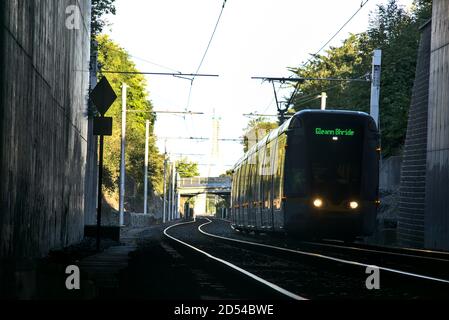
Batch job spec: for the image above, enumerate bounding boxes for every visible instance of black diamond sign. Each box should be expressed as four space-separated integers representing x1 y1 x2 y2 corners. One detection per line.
90 77 117 116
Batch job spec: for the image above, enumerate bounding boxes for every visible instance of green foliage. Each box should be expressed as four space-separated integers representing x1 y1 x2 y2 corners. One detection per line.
176 158 200 178
242 118 278 153
290 0 432 157
91 0 116 37
96 35 164 202
220 169 234 177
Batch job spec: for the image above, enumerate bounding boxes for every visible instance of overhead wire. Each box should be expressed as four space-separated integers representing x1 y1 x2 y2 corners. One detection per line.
256 1 370 117
286 0 371 108
186 0 227 110
294 53 413 109
129 54 184 75
185 0 228 175
293 73 370 108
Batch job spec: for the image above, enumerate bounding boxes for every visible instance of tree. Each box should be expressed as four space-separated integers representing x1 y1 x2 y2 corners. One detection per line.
176 158 200 178
220 169 234 177
289 33 371 112
91 0 116 37
96 35 164 208
289 0 432 157
242 117 278 153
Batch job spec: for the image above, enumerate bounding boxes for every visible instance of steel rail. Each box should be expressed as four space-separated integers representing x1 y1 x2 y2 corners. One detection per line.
198 219 449 285
319 238 449 257
163 221 308 300
300 241 449 263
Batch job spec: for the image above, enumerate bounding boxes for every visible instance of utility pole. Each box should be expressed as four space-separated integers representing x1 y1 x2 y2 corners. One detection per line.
167 162 172 222
119 83 127 226
90 76 117 251
252 76 369 124
143 119 149 215
177 173 181 219
320 92 327 110
370 49 382 128
171 162 176 220
162 151 167 223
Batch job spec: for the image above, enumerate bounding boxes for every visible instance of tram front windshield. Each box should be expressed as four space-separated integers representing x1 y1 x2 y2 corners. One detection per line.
307 116 364 205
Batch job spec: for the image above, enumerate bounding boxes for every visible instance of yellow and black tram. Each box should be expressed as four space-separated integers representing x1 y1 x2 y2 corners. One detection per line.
230 110 380 240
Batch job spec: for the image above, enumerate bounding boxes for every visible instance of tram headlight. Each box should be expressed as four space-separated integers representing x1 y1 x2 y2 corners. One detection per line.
349 201 359 209
313 198 323 208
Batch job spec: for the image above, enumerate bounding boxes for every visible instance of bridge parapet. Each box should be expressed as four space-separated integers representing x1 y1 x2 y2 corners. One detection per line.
179 177 231 189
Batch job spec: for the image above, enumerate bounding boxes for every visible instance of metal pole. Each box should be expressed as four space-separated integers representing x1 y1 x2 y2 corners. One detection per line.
88 42 98 226
172 162 176 220
370 49 381 128
167 162 172 221
96 135 104 251
320 92 327 110
119 83 127 226
176 173 181 219
163 154 167 223
143 120 150 215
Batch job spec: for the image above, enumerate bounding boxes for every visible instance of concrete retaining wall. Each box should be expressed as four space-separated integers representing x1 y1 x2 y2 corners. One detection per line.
380 156 402 191
425 0 449 250
0 0 91 260
397 21 431 248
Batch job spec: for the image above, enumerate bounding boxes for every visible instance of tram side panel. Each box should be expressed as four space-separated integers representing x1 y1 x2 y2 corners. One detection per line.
274 134 287 231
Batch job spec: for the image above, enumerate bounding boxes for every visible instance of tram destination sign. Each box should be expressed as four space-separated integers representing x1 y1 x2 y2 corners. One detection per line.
314 127 355 136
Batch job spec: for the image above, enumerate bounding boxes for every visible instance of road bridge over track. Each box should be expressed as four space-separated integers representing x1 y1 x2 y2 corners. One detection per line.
178 177 231 197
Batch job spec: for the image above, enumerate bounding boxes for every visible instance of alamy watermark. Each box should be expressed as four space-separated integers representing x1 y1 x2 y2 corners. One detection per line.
65 5 81 30
365 265 380 290
65 265 80 290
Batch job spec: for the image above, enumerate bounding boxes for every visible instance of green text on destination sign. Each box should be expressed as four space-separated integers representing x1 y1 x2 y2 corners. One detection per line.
315 128 355 136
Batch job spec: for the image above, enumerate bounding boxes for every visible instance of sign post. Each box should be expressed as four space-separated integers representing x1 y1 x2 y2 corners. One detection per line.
89 76 117 251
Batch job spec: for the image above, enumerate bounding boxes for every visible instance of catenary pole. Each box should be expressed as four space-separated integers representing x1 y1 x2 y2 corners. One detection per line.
143 119 149 215
370 49 382 128
320 92 327 110
119 83 127 226
167 162 172 222
162 155 167 223
171 162 176 220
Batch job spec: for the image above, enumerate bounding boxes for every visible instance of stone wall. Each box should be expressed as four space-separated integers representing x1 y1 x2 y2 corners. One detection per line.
0 0 91 260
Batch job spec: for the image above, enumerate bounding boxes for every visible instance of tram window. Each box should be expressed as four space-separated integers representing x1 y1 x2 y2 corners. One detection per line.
247 153 256 203
240 163 245 205
273 135 286 208
308 122 363 203
284 137 307 197
263 140 275 209
243 162 248 202
254 149 261 205
231 174 236 206
236 167 242 206
242 160 248 205
257 144 265 205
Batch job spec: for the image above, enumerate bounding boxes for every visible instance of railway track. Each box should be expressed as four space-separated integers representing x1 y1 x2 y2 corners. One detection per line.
165 218 449 299
208 217 449 281
309 238 449 261
164 220 307 300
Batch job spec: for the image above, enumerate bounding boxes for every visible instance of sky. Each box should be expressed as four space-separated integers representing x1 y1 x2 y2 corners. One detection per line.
105 0 413 177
